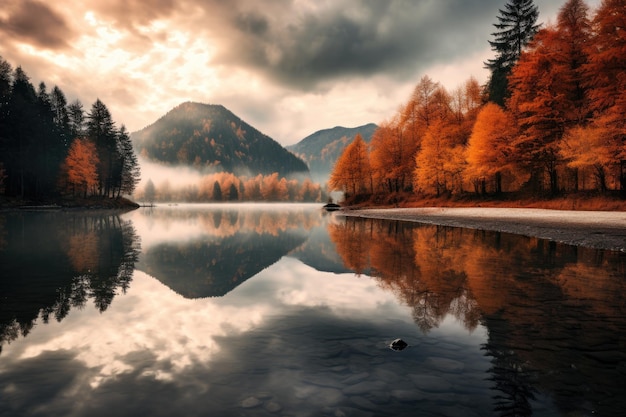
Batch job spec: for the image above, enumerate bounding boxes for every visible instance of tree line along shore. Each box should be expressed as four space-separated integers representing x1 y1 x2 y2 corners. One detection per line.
329 0 626 210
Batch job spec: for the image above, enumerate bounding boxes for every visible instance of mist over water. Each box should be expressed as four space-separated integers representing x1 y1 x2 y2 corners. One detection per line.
137 157 204 190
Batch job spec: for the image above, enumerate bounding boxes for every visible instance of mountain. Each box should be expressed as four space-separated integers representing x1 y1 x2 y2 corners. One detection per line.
131 102 309 177
287 123 378 184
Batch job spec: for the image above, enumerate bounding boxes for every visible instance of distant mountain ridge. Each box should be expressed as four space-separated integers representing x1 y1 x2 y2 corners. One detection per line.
131 102 309 177
288 123 377 184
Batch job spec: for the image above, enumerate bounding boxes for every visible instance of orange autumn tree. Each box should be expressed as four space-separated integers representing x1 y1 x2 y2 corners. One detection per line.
584 0 626 122
329 134 371 196
582 0 626 190
369 119 412 193
508 28 570 195
63 138 100 197
261 172 289 201
414 119 465 195
413 82 473 196
371 76 443 194
508 0 593 194
466 103 519 194
558 125 613 190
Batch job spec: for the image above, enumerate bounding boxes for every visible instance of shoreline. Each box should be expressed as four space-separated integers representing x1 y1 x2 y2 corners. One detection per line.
0 196 140 212
339 207 626 252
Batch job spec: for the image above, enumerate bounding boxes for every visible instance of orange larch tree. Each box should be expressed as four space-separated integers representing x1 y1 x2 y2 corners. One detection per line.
63 138 100 197
584 0 626 121
411 79 472 196
466 103 519 194
558 125 614 190
329 134 371 196
582 0 626 191
555 0 593 125
414 119 465 196
507 0 593 195
508 21 589 194
369 119 414 193
508 28 565 195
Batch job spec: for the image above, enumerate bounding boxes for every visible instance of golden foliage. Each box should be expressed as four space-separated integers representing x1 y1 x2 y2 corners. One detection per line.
329 134 371 195
63 138 99 196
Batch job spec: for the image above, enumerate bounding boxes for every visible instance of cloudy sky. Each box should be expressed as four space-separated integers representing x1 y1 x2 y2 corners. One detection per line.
0 0 600 145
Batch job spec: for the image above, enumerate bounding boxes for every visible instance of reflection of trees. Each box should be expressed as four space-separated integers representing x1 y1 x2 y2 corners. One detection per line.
327 217 371 274
328 218 480 332
330 216 626 416
143 206 320 239
483 336 537 417
137 207 320 298
0 212 140 353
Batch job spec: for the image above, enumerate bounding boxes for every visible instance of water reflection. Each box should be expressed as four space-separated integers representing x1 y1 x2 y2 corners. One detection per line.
0 211 140 352
129 204 326 297
1 207 625 417
331 216 626 416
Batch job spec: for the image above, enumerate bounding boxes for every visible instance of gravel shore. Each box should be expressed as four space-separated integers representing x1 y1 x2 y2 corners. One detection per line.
339 207 626 251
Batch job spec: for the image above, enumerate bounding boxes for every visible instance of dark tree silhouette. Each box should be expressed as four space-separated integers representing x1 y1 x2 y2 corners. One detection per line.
485 0 540 105
0 57 140 202
213 180 223 201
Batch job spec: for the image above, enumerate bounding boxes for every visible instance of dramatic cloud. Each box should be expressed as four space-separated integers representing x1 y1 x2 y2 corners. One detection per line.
211 0 504 89
0 0 601 144
0 0 75 49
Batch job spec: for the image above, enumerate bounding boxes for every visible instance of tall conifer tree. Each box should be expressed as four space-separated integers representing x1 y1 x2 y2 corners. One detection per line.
87 99 116 196
117 125 141 196
485 0 540 105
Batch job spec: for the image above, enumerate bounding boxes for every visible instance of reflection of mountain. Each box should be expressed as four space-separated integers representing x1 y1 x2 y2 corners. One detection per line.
138 231 307 298
288 224 353 275
134 206 324 298
0 212 140 353
330 216 626 417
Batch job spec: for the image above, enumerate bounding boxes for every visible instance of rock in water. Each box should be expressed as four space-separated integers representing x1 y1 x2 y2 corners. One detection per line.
390 338 409 351
240 397 262 408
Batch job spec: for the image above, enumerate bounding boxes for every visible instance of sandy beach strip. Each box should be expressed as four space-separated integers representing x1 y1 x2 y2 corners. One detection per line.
339 207 626 251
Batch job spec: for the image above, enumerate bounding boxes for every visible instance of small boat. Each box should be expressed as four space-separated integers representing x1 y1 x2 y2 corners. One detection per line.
322 203 341 212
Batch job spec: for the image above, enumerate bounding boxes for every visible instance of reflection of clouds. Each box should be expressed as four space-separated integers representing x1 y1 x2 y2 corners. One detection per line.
247 257 405 321
16 270 268 388
3 257 482 394
4 256 481 392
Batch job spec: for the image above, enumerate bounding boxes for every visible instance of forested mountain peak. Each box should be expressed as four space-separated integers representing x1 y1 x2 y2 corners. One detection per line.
287 123 377 184
131 102 309 177
288 123 378 155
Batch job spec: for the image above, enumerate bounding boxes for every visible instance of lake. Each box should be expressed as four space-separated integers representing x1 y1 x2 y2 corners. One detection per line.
1 204 625 417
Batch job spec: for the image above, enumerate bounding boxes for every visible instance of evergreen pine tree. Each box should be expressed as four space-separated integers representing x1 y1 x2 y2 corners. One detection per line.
35 82 64 197
212 181 223 201
6 67 38 198
485 0 540 105
228 182 239 201
87 99 116 196
68 100 85 139
50 86 70 147
117 125 141 196
0 57 12 194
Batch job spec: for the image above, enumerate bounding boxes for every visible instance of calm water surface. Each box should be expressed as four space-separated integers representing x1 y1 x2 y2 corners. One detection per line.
0 204 624 417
